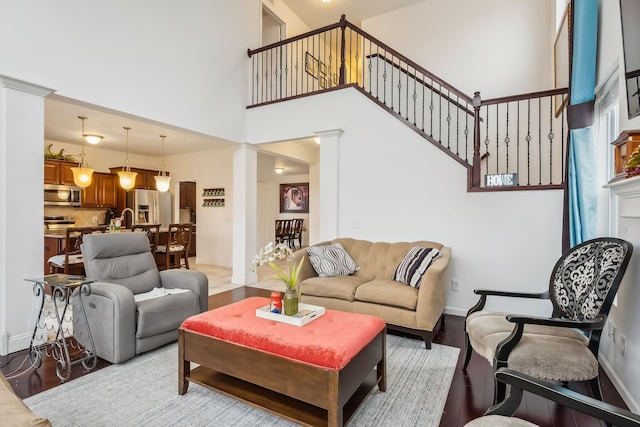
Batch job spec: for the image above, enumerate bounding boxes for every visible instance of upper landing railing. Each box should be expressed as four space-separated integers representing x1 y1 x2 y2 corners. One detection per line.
247 15 569 191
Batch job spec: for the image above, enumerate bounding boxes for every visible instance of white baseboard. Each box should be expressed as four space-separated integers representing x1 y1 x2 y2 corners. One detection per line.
444 306 467 317
599 354 640 413
0 332 8 355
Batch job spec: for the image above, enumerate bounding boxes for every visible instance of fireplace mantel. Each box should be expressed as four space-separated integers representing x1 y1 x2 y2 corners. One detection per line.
605 175 640 218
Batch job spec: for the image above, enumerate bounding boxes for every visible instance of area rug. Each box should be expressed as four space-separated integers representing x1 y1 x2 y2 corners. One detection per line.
25 335 459 426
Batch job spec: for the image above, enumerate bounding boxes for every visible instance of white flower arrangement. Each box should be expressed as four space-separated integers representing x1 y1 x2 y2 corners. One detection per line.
252 242 303 290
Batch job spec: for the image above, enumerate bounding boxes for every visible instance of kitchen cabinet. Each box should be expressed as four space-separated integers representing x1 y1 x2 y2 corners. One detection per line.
81 173 118 208
44 159 77 185
180 181 196 209
110 167 170 190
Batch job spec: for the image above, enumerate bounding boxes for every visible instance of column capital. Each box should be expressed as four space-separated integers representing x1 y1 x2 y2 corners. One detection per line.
314 129 343 139
0 75 54 97
233 142 259 153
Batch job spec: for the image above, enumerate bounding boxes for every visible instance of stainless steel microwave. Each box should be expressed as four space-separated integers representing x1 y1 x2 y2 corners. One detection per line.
44 184 81 207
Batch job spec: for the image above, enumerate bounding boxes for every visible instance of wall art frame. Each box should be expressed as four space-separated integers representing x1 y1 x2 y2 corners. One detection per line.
280 182 309 213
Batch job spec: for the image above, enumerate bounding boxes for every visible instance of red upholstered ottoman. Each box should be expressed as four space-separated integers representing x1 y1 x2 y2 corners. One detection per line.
179 297 386 426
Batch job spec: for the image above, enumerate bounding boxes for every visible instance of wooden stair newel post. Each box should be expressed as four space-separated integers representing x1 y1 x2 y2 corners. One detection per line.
339 14 347 85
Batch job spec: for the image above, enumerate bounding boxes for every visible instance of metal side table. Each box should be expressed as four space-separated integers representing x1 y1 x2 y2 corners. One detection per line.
25 274 97 382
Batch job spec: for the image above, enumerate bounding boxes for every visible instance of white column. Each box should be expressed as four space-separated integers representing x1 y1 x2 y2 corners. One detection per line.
315 129 343 242
232 143 258 285
0 76 54 355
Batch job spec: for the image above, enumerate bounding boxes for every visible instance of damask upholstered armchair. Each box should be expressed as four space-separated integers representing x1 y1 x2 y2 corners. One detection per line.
464 237 633 404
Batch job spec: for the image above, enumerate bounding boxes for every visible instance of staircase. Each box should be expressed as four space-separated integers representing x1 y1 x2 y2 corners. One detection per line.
248 16 568 191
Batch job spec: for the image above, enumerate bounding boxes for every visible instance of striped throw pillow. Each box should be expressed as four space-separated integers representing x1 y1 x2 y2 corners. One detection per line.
392 246 441 288
307 243 359 278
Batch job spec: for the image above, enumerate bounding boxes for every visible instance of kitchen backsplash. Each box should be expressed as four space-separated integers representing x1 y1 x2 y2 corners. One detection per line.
44 207 109 226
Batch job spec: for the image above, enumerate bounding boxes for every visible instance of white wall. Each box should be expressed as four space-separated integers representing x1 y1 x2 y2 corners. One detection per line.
248 88 562 316
596 0 640 412
0 0 265 353
361 0 555 99
0 0 260 143
168 147 235 267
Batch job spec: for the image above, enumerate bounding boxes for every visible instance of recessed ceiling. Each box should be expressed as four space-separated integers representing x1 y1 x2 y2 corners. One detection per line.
279 0 425 28
45 95 233 157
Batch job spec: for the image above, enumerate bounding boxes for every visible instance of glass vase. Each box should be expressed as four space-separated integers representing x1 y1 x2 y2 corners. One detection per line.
283 287 299 316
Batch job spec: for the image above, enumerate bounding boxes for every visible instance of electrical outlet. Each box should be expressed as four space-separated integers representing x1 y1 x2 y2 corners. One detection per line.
92 216 98 224
621 335 626 357
451 280 460 292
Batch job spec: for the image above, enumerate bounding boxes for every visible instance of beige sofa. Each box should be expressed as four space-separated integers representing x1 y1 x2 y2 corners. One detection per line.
0 372 51 426
294 238 451 348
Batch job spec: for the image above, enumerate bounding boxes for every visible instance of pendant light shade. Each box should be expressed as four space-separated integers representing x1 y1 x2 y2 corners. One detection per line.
118 126 138 191
155 135 171 192
71 116 94 189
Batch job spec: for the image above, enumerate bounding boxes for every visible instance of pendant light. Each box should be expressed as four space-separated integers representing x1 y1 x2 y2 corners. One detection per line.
154 135 171 192
117 126 138 191
70 116 94 189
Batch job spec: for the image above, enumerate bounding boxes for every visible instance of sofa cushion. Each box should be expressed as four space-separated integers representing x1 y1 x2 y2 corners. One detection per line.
355 279 419 310
135 291 200 338
392 246 441 287
0 372 51 426
301 275 368 301
307 243 359 278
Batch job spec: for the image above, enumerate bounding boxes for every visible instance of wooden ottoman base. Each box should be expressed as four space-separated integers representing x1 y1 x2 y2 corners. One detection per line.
178 303 386 427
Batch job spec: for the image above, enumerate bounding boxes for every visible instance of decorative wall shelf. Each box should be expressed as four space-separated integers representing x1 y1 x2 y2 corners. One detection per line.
202 198 225 207
202 187 225 207
203 188 225 197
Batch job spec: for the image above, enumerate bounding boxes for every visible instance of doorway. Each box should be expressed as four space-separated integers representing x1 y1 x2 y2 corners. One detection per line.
261 5 287 100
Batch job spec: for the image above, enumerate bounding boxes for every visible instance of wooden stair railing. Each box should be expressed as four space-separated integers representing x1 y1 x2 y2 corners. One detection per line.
247 15 569 191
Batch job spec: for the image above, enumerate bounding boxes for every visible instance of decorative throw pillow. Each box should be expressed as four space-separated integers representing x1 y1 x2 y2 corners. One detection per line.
307 243 359 278
392 246 441 288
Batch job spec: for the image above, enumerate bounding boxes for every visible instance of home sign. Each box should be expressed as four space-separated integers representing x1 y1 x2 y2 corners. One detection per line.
485 173 518 187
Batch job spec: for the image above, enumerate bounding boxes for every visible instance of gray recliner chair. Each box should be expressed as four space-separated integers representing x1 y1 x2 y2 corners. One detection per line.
73 232 208 363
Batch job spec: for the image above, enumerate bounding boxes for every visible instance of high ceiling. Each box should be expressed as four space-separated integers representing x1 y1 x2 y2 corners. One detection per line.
280 0 424 28
43 1 423 171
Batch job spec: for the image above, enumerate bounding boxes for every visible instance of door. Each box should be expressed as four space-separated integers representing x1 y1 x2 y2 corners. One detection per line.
261 6 286 101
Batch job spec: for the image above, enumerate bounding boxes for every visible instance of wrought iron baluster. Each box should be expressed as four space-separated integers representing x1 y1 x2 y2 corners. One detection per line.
505 103 510 172
538 97 542 185
446 89 451 150
383 49 387 105
397 60 402 116
376 44 380 98
421 75 425 132
517 101 521 179
547 95 554 184
368 38 372 93
527 99 532 186
485 105 490 179
438 83 442 144
429 79 435 138
390 54 394 111
413 68 418 126
464 101 470 162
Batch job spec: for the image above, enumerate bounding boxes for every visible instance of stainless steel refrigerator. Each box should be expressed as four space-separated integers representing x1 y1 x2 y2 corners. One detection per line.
125 189 172 228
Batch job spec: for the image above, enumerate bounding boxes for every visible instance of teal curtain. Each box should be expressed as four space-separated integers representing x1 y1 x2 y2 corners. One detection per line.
567 0 598 247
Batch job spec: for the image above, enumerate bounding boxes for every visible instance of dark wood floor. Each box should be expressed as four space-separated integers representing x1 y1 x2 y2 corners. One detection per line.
1 286 627 426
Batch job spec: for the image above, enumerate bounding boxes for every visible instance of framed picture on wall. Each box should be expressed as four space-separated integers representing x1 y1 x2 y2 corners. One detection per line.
305 52 318 79
280 182 309 213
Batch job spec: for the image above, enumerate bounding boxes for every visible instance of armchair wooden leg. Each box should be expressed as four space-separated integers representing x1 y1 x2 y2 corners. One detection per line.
589 377 603 401
494 371 507 403
463 332 473 370
493 359 508 403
